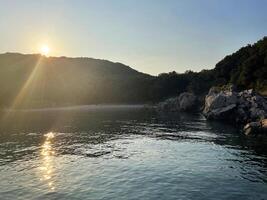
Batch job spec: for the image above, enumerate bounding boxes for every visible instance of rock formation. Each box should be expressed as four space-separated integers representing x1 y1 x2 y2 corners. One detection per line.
203 85 267 123
203 85 267 135
157 92 198 112
243 119 267 136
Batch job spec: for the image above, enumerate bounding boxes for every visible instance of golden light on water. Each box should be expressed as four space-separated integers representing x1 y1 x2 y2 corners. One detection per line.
40 132 56 191
45 132 55 139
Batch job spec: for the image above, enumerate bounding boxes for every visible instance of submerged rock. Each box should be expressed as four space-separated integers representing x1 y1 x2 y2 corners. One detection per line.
157 92 198 112
243 119 267 136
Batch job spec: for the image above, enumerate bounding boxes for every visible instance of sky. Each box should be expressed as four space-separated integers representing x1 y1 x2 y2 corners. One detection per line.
0 0 267 75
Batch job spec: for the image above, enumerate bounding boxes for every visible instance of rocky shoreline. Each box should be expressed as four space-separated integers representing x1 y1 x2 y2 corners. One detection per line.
157 92 201 112
157 85 267 136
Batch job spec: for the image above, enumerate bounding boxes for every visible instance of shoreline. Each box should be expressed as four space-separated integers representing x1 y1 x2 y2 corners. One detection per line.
2 104 154 112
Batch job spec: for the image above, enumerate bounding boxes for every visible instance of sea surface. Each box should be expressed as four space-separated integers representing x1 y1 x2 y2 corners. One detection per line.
0 106 267 200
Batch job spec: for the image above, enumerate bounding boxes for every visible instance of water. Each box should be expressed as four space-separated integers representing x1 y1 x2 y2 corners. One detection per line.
0 106 267 200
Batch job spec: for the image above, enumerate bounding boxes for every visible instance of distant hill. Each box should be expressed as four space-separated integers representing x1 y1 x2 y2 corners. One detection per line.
0 37 266 108
0 53 152 108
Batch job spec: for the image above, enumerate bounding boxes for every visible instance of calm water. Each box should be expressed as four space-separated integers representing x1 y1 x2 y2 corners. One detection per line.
0 106 267 200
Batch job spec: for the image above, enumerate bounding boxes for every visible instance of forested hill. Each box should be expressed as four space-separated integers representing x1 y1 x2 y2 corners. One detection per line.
154 36 267 99
0 37 266 108
0 53 152 108
214 36 267 91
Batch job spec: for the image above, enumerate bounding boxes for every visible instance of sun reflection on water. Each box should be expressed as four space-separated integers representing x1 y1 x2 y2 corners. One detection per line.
40 132 56 191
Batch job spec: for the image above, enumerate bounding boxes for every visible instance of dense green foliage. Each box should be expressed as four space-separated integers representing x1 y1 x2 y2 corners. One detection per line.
214 37 267 91
151 36 267 100
150 69 215 102
0 37 266 108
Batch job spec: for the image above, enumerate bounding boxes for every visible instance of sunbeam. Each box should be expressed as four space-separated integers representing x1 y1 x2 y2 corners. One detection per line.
2 56 44 120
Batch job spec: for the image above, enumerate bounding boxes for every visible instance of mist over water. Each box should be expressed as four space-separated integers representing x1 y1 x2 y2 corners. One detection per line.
0 106 267 200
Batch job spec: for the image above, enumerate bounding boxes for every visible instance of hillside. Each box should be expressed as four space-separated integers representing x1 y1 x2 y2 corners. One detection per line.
0 53 152 108
214 37 267 92
154 37 267 100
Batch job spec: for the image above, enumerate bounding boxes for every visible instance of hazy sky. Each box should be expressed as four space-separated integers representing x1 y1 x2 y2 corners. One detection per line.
0 0 267 75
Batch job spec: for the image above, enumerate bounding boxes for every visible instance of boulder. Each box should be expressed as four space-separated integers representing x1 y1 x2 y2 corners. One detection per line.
157 92 198 112
203 85 238 121
203 85 267 124
262 119 267 132
157 97 180 112
178 92 197 111
243 119 267 136
206 104 236 120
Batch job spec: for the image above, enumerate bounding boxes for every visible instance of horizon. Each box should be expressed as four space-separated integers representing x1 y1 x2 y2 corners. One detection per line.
1 0 267 75
1 35 266 76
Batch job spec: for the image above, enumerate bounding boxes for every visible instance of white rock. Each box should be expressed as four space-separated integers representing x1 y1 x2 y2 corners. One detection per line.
203 86 267 123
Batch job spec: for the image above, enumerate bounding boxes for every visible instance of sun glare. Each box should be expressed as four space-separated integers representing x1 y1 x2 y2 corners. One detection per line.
40 45 50 56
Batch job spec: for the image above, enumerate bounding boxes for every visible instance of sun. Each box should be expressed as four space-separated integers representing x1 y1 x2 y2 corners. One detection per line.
40 45 50 56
